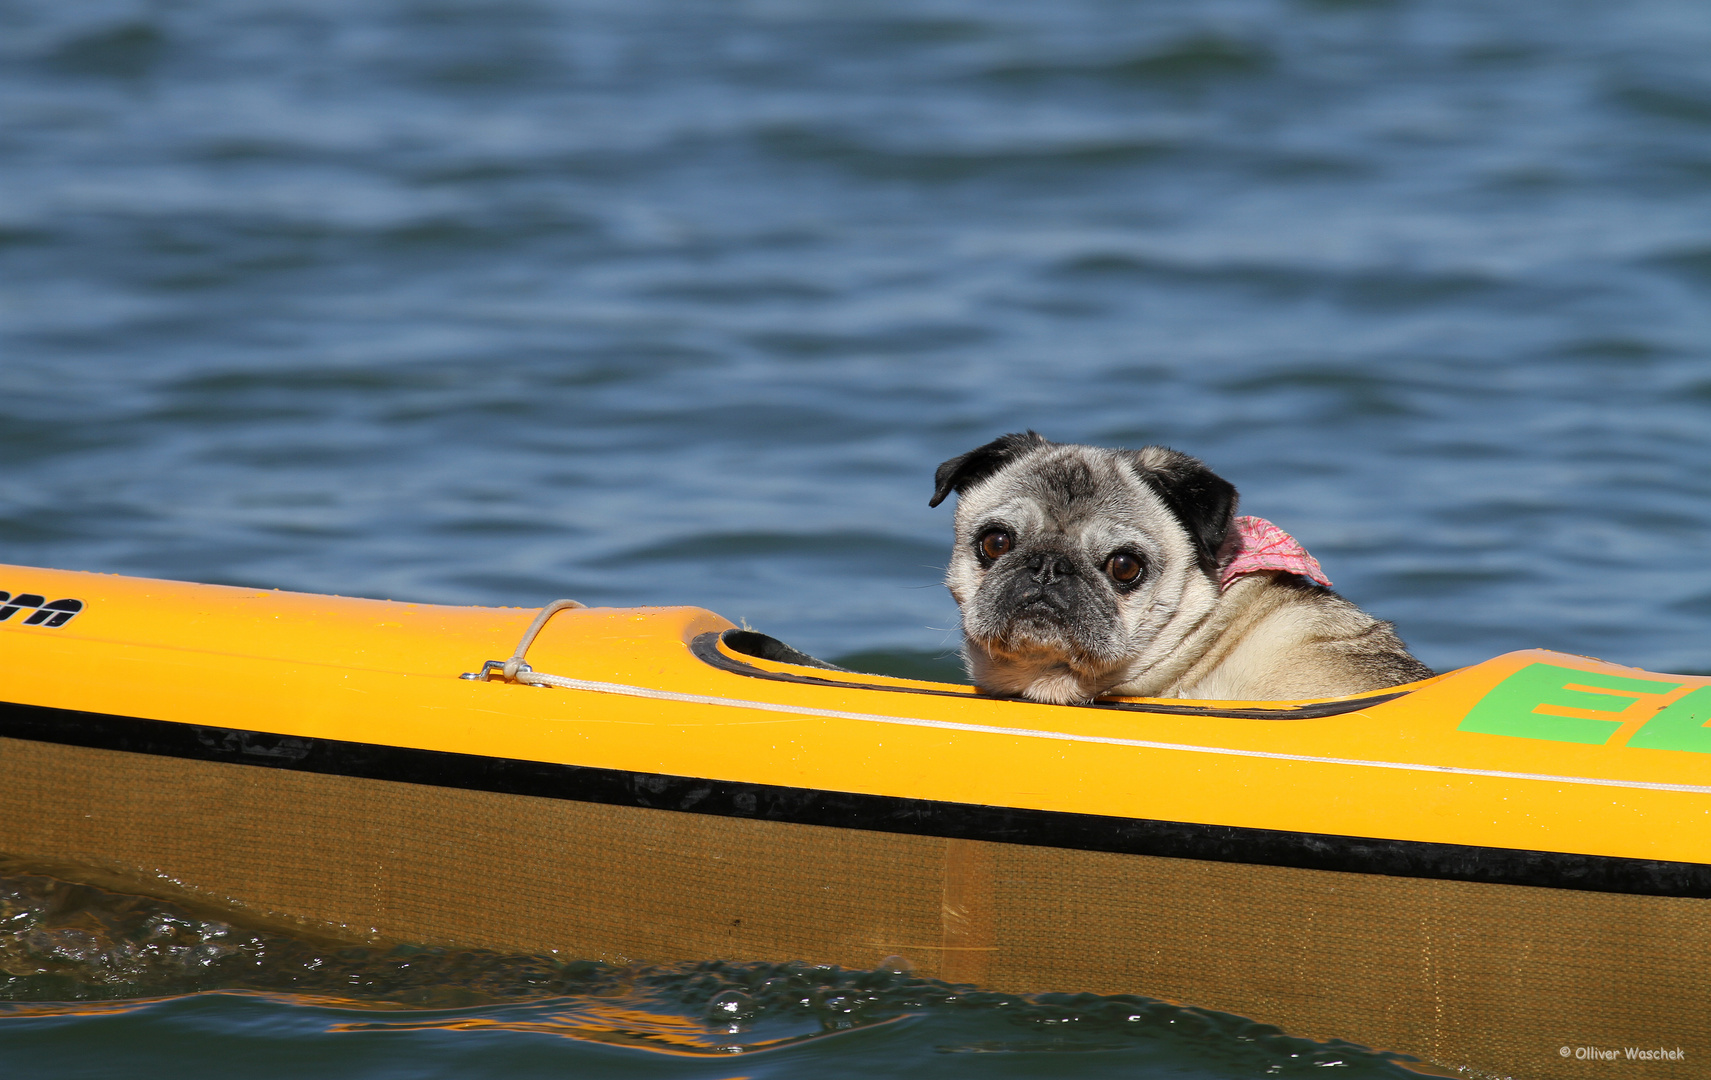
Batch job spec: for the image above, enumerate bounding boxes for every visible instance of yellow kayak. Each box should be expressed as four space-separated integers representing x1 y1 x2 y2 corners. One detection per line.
1 562 1705 1079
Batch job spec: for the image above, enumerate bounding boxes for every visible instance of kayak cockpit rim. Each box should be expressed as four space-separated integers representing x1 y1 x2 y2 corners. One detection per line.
696 629 1421 720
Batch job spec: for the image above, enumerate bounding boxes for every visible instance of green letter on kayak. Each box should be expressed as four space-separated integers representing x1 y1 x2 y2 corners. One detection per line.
1627 685 1711 753
1457 663 1683 745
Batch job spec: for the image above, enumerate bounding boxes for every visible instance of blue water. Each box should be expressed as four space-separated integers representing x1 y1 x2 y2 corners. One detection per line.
2 0 1710 1073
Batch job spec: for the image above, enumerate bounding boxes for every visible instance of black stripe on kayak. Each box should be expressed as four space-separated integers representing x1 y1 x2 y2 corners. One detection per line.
693 631 1413 719
1 699 1707 899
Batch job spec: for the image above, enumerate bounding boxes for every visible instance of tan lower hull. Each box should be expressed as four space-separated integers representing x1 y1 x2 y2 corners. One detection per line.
3 734 1703 1079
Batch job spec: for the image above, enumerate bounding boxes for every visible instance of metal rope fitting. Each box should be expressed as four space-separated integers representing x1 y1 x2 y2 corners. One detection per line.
459 598 585 682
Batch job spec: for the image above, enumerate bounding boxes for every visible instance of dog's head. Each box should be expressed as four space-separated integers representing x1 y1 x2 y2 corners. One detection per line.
930 432 1236 704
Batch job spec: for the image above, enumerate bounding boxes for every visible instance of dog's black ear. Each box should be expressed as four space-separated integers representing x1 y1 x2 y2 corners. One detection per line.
1126 447 1237 573
929 431 1049 508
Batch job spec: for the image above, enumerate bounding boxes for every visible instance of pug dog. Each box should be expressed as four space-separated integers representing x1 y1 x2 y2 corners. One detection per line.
930 432 1432 704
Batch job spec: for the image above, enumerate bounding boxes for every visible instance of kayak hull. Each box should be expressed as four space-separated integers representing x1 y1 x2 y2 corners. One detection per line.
2 564 1708 1077
7 731 1705 1076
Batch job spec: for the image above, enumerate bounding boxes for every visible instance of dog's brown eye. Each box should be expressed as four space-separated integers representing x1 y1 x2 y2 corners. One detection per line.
1106 552 1143 584
979 530 1012 561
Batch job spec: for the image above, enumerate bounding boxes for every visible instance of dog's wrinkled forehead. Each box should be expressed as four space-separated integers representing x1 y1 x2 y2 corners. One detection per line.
963 446 1167 537
935 433 1238 572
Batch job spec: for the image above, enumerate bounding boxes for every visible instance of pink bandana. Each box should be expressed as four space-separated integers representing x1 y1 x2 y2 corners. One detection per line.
1218 515 1332 590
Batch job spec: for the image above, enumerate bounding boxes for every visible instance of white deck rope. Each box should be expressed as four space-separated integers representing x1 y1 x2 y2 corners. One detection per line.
510 669 1711 797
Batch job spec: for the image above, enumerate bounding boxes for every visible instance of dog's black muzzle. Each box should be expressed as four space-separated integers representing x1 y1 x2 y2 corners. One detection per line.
1002 550 1085 616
